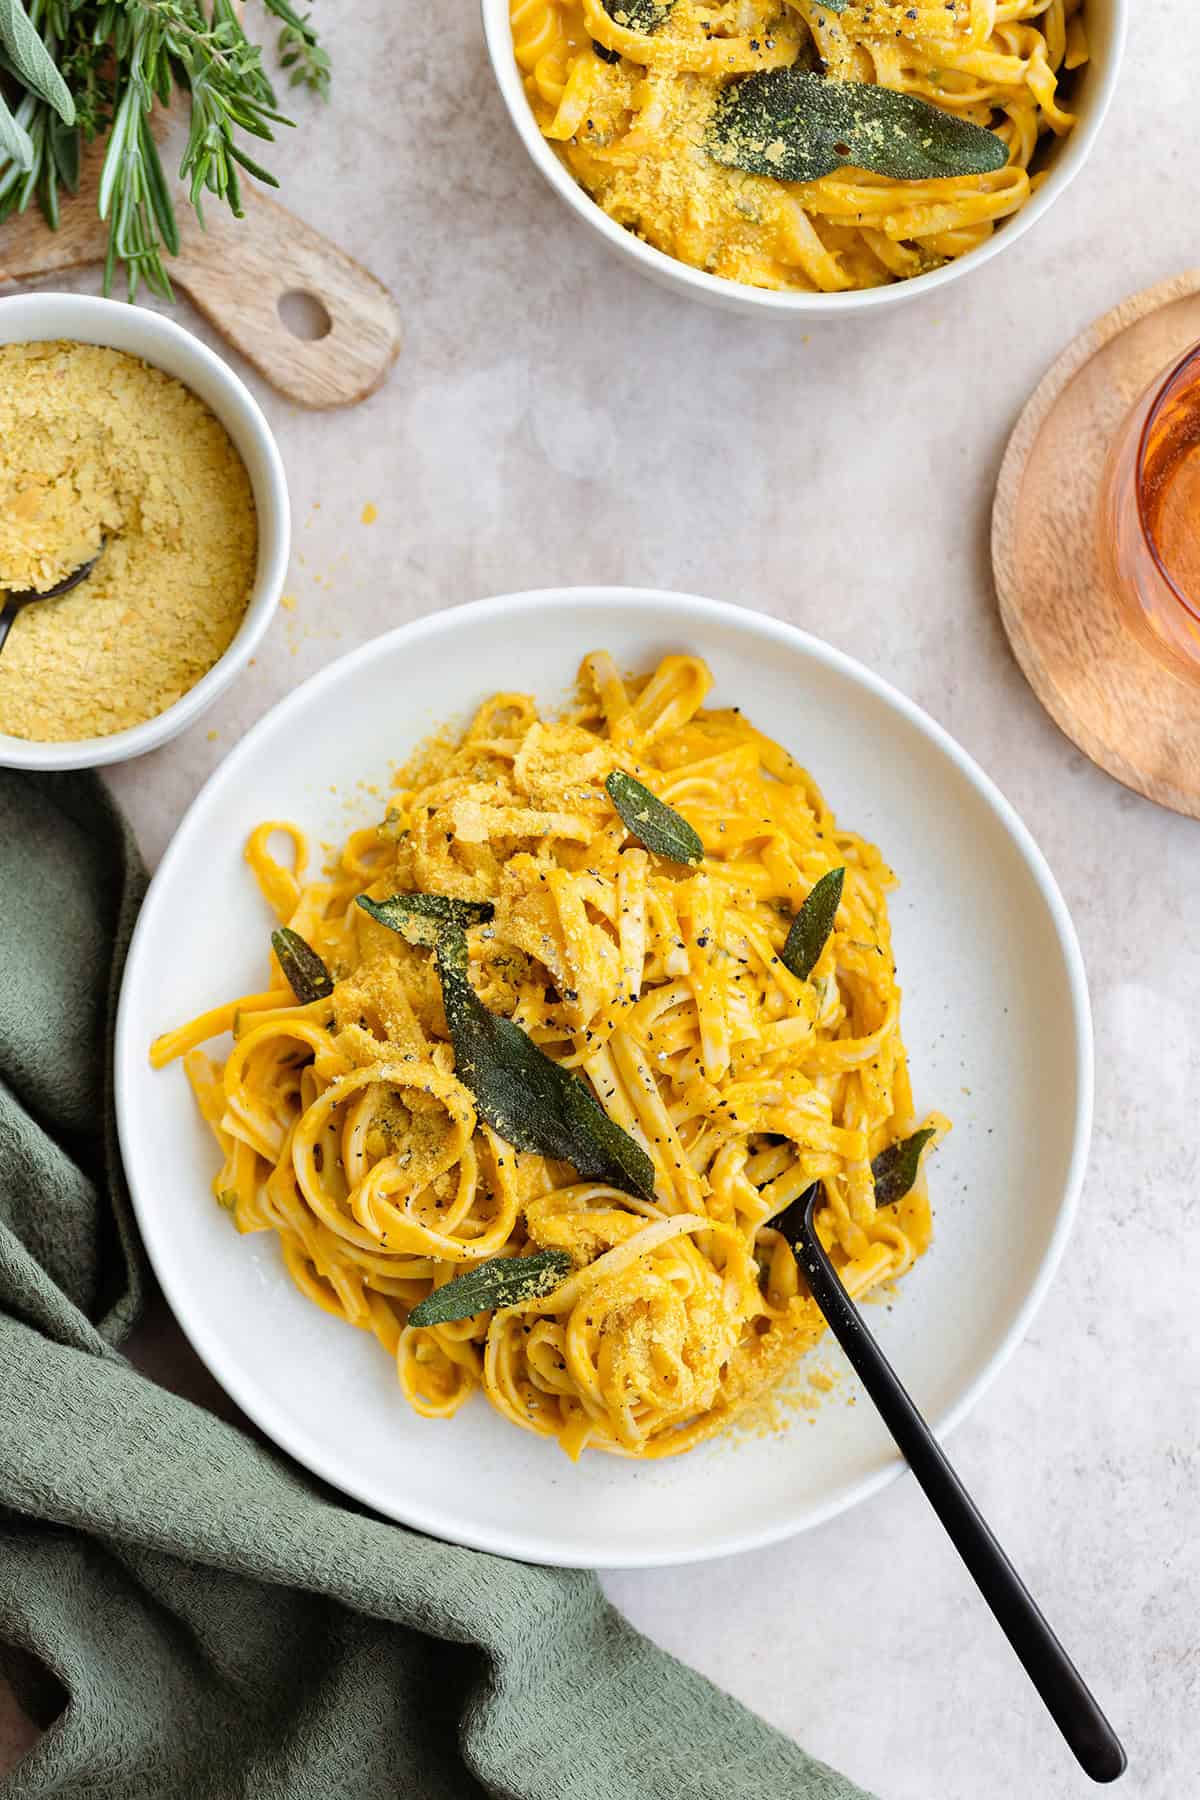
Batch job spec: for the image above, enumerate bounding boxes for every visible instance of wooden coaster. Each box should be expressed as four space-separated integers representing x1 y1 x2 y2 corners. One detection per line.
992 271 1200 819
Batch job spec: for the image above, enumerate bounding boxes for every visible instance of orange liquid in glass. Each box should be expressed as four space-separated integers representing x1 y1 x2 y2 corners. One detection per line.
1141 382 1200 604
1098 342 1200 674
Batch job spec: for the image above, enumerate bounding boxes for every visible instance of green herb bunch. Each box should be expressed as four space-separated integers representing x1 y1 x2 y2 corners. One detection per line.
0 0 330 298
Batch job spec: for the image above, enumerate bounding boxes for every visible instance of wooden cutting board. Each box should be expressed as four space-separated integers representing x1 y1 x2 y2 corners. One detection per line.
0 130 400 409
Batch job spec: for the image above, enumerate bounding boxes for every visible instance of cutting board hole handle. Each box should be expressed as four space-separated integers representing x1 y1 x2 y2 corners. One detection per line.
277 289 333 342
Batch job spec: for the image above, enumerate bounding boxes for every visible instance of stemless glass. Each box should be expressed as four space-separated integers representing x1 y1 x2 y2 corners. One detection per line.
1098 341 1200 674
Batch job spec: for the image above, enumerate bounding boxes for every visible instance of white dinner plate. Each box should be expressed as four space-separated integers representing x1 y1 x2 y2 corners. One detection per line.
116 588 1092 1568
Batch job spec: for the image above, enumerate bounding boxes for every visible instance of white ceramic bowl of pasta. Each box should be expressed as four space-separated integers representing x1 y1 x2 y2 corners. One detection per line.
0 292 289 771
481 0 1128 317
116 587 1091 1567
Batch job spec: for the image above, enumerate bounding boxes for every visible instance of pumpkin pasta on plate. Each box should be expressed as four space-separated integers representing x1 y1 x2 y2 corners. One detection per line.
153 651 946 1460
512 0 1087 292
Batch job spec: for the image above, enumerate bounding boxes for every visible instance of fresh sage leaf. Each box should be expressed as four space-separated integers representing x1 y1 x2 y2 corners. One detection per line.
408 1248 573 1326
812 0 849 10
48 110 81 193
0 91 32 170
435 926 657 1202
606 771 703 864
781 867 844 981
706 69 1009 184
357 891 495 948
871 1127 936 1208
0 0 75 124
271 927 334 1004
601 0 674 33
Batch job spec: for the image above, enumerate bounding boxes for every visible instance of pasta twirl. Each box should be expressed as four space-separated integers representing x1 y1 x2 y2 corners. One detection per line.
512 0 1087 293
154 653 947 1460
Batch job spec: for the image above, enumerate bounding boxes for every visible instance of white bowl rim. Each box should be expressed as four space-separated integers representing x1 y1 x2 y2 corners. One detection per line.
115 586 1094 1566
0 292 290 771
480 0 1130 316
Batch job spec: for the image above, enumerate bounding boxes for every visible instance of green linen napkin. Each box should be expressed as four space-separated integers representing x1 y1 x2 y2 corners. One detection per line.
0 768 874 1800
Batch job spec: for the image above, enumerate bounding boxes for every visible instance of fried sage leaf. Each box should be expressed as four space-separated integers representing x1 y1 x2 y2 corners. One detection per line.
606 770 703 864
435 926 657 1201
271 927 334 1004
781 866 844 981
706 69 1008 184
871 1127 936 1208
357 891 495 948
408 1249 573 1326
601 0 674 33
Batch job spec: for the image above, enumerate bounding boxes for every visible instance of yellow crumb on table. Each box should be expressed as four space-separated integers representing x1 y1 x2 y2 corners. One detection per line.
0 341 256 744
360 502 377 525
280 593 297 611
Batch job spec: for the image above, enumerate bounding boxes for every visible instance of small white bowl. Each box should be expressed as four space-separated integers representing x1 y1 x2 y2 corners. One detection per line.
0 292 290 771
482 0 1128 319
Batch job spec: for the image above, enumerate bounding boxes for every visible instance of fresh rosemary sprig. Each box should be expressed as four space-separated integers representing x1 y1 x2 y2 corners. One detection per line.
0 0 330 297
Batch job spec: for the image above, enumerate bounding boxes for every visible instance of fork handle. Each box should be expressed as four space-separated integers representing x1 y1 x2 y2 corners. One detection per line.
797 1220 1127 1783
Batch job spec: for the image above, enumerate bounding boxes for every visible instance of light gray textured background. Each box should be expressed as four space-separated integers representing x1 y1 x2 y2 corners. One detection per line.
3 1 1198 1794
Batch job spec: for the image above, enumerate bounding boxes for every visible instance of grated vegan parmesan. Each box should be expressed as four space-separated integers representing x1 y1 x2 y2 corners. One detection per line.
0 341 257 742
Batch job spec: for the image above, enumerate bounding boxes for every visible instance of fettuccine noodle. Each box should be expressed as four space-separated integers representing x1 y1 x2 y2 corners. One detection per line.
512 0 1087 291
154 652 946 1459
